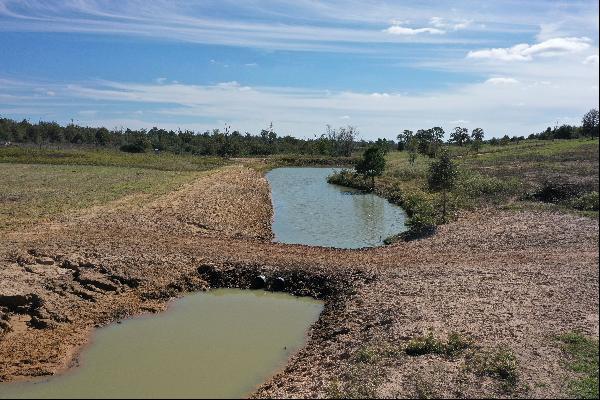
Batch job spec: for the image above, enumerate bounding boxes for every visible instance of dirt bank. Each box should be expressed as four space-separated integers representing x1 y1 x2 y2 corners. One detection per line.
0 164 598 398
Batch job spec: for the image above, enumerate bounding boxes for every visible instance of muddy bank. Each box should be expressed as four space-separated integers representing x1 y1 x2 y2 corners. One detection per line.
0 164 598 398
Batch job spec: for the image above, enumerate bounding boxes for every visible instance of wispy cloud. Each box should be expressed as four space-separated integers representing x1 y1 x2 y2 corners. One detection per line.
468 37 592 61
2 75 597 138
0 0 491 52
583 54 599 65
485 77 519 84
383 25 445 35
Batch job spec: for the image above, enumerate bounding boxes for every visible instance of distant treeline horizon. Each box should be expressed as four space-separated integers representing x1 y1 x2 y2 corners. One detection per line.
1 108 597 157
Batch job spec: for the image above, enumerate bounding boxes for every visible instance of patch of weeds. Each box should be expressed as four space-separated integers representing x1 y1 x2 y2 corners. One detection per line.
405 332 472 357
570 191 599 211
557 332 599 399
445 332 473 357
467 347 519 389
405 333 445 356
325 365 382 399
531 178 592 204
454 170 520 206
412 375 436 399
355 345 380 364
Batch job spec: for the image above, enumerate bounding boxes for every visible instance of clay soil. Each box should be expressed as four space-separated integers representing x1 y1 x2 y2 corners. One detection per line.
0 163 598 398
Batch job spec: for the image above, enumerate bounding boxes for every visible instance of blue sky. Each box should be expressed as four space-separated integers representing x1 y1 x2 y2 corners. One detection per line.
0 0 598 140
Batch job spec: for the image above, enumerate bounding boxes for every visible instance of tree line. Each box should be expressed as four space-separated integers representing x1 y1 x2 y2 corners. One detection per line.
0 118 361 157
1 108 597 157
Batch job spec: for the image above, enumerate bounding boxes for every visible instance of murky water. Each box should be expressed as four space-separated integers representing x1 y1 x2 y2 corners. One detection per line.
267 167 408 248
0 289 323 399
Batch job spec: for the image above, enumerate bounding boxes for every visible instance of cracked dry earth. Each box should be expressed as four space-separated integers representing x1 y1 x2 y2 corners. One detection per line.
0 164 598 398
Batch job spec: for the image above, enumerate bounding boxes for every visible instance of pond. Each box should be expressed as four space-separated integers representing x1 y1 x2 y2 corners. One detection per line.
0 289 323 399
266 167 408 248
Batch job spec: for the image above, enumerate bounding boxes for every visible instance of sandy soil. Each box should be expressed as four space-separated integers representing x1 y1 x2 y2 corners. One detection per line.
0 164 598 398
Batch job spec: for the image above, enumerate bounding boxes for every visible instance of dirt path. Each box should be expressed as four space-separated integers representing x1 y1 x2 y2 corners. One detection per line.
0 164 598 398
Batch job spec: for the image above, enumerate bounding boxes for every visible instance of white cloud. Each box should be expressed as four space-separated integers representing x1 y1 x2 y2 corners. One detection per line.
2 75 597 139
384 25 445 35
430 17 472 31
583 54 599 65
485 77 519 84
468 37 592 61
155 77 168 84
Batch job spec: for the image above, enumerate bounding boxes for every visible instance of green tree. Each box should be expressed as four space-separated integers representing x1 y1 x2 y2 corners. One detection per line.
449 127 470 146
582 108 599 137
406 137 419 164
356 146 386 189
427 150 457 222
471 128 484 152
397 129 413 151
95 128 110 146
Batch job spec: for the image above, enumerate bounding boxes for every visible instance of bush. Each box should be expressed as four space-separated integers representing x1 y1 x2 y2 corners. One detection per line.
405 332 471 357
119 143 146 153
456 171 519 200
571 191 599 211
405 333 444 356
468 347 519 385
533 178 588 203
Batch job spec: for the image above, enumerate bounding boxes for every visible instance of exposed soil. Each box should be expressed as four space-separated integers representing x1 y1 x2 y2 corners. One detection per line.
0 163 598 398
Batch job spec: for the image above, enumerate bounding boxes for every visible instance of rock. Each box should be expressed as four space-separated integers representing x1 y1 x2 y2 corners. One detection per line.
35 257 54 265
252 275 267 289
0 293 43 313
29 316 55 329
272 277 286 291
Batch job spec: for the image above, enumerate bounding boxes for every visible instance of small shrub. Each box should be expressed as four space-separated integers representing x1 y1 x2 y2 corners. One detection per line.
355 346 379 364
533 178 588 203
455 171 519 202
445 332 473 357
405 333 445 356
468 347 519 385
119 143 146 153
404 213 437 238
571 191 599 211
405 332 471 357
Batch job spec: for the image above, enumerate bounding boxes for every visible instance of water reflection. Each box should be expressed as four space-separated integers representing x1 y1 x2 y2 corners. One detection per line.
267 167 407 248
0 290 323 399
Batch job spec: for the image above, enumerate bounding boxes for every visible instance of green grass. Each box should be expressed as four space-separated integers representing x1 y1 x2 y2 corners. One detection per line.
0 163 201 232
375 139 599 229
0 147 225 171
557 333 599 399
0 147 228 231
405 332 472 358
467 347 519 390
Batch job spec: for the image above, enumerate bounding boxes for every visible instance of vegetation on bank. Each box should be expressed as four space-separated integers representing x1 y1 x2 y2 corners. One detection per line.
329 138 598 240
327 332 527 398
557 333 599 399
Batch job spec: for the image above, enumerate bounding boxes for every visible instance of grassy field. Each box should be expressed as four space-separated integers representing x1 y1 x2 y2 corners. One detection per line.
0 147 227 232
0 147 225 171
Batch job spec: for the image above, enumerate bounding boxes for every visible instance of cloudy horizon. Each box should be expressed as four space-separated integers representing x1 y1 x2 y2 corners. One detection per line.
0 0 598 139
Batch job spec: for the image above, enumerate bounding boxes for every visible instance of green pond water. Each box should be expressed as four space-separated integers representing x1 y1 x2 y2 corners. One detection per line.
0 289 323 399
267 167 408 248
